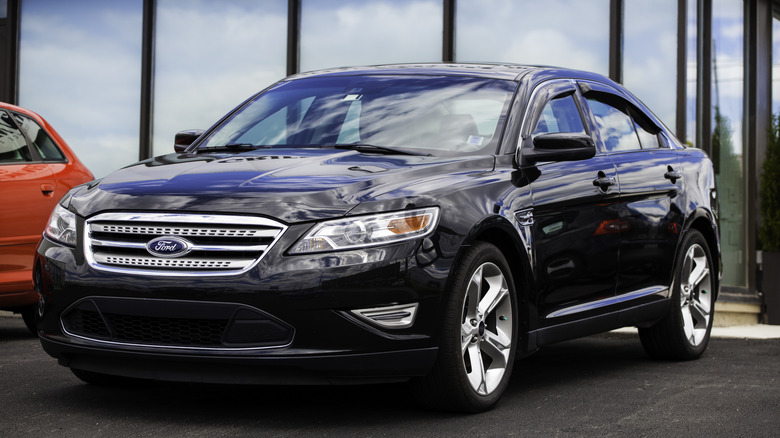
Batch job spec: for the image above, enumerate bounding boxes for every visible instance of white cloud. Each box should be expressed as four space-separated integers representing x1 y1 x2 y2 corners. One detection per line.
300 1 442 71
455 0 610 75
151 1 287 156
18 2 143 178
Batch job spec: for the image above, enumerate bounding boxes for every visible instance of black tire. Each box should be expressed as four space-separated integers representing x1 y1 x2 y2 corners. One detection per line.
20 305 38 337
413 241 518 413
639 229 715 360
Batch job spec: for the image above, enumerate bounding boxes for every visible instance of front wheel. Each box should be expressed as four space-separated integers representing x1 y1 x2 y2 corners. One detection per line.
639 229 715 360
414 241 518 413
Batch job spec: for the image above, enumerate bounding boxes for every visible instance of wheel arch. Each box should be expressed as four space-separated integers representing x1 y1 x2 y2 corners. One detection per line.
450 215 535 352
682 208 721 301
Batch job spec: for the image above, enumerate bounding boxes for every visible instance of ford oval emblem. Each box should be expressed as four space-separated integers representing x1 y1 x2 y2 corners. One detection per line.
146 236 193 258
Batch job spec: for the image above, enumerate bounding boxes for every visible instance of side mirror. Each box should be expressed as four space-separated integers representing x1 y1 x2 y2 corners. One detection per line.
519 133 596 165
174 129 204 152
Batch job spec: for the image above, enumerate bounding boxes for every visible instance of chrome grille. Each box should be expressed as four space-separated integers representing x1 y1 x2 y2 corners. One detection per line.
85 213 287 276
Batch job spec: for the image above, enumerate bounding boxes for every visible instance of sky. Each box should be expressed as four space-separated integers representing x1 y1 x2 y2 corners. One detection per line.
15 0 763 178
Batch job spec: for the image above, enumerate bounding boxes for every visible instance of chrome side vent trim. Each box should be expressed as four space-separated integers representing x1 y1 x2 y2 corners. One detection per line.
351 303 418 329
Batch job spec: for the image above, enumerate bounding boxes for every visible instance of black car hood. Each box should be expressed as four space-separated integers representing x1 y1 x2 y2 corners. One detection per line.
70 148 495 223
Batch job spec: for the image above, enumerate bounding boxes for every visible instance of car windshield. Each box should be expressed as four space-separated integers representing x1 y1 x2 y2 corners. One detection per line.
198 75 518 156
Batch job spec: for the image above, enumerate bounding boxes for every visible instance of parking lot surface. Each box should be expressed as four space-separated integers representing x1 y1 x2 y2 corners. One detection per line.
1 315 778 437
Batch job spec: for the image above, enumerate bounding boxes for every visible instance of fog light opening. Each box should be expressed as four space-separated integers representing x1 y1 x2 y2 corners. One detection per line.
351 303 418 329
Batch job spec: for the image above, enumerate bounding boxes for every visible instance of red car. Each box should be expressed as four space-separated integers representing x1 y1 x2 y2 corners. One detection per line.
0 102 93 333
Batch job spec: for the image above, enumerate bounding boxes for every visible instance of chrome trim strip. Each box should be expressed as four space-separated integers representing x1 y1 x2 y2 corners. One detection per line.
93 253 251 269
546 286 667 318
89 212 283 226
91 238 270 252
91 223 280 238
61 324 293 352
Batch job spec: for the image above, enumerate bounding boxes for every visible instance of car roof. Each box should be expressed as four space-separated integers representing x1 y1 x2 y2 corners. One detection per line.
286 63 613 84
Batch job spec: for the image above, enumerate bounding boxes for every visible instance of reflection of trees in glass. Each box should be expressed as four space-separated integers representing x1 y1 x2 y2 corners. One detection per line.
759 114 780 251
712 106 745 285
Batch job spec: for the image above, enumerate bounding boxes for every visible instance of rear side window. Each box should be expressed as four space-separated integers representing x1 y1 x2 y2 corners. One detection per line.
0 110 32 163
13 113 67 162
533 95 586 136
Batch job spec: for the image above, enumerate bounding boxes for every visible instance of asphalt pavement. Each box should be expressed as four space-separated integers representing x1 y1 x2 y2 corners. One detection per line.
1 312 779 437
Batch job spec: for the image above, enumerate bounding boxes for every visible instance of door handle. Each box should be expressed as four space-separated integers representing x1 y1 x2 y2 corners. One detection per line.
40 183 55 197
592 172 616 191
664 166 682 183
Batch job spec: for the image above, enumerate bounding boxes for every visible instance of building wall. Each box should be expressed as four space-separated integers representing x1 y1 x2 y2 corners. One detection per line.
4 0 778 302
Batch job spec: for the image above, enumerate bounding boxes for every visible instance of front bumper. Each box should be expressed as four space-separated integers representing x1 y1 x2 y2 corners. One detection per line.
35 228 449 383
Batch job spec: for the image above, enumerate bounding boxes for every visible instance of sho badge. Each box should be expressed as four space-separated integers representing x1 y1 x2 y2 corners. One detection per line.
146 236 193 258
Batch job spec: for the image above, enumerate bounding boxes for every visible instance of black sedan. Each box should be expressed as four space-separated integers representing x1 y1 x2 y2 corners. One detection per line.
35 64 720 413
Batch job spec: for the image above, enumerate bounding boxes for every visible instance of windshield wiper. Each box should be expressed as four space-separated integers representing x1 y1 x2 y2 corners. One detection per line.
197 144 270 153
331 144 428 156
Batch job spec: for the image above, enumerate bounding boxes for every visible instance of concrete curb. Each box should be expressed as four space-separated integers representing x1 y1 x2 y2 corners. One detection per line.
612 325 780 340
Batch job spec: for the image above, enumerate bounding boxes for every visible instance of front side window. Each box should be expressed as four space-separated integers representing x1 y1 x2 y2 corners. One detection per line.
586 95 639 152
0 111 32 163
533 94 586 136
199 75 518 157
631 108 661 149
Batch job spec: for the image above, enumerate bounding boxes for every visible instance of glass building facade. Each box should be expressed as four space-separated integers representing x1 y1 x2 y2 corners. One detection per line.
0 0 777 315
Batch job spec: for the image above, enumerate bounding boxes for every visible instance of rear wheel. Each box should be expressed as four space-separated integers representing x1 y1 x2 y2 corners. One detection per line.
414 241 518 413
639 230 714 360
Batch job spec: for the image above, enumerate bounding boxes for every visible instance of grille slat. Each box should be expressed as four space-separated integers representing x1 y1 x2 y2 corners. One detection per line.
85 213 286 276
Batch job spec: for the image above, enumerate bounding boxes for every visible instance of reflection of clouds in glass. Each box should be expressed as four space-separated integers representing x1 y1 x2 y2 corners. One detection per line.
152 0 287 157
712 0 743 156
773 18 780 113
456 0 609 76
300 0 441 72
18 0 142 178
623 0 676 130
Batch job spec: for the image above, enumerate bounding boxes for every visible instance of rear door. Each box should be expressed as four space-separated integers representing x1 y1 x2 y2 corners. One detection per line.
0 109 57 294
580 82 684 301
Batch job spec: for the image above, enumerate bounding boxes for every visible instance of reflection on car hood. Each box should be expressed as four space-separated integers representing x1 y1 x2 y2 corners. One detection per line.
69 148 495 222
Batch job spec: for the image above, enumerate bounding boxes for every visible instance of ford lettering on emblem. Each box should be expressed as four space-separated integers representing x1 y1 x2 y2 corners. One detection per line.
146 236 193 258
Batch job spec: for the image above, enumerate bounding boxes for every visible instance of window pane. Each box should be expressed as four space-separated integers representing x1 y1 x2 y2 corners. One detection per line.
774 13 780 113
456 0 610 76
0 0 6 19
200 76 516 155
686 0 698 147
0 110 32 163
587 97 639 152
13 113 66 161
712 0 745 287
533 95 585 136
623 0 677 131
153 0 287 157
300 0 441 72
18 0 142 178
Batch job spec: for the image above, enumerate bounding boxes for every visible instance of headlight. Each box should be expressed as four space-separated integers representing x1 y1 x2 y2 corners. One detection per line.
290 207 439 254
44 204 78 246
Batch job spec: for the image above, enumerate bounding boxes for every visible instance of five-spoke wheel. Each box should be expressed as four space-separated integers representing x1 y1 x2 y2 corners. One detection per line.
414 241 517 413
640 229 715 360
